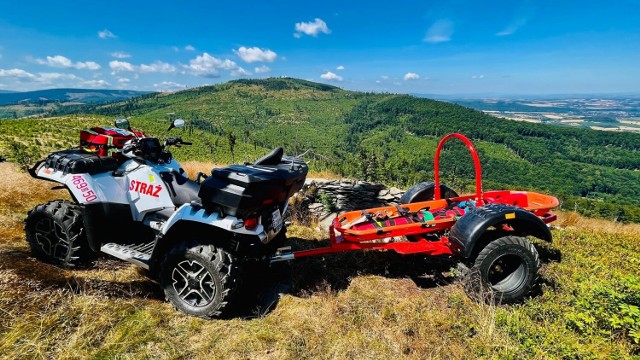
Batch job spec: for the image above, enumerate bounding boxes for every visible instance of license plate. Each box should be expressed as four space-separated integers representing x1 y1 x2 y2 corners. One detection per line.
272 208 283 231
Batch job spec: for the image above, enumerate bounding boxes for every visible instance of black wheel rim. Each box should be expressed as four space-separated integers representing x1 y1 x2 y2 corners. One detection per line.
171 260 216 307
34 218 72 261
486 254 526 293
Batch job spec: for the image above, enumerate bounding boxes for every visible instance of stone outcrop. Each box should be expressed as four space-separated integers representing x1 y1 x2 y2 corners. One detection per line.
299 178 406 228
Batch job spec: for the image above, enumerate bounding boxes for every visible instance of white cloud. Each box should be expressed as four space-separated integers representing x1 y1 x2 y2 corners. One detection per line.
496 18 528 36
111 51 131 59
79 62 101 70
231 67 251 77
82 79 110 88
0 68 87 85
471 74 485 79
109 60 136 73
497 3 534 36
375 80 381 84
37 72 80 82
109 60 176 74
404 72 420 80
320 71 343 82
98 29 117 39
139 61 176 73
117 77 130 83
186 52 238 78
154 81 186 92
424 19 454 43
234 46 277 63
381 75 389 80
184 45 196 51
336 65 345 70
294 18 331 38
254 65 271 74
35 55 101 70
0 68 36 80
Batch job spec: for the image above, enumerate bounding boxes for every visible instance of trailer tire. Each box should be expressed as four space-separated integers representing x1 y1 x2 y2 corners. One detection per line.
160 239 239 319
400 181 459 204
465 236 539 304
25 200 92 267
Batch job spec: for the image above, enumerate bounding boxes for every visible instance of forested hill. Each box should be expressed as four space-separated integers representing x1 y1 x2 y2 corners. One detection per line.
0 88 151 106
9 77 640 221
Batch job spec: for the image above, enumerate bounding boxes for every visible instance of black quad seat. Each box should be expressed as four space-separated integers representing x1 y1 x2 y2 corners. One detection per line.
160 171 201 206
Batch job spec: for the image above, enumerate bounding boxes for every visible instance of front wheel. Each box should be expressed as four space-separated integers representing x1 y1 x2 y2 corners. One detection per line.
25 200 93 267
160 240 239 318
465 236 540 304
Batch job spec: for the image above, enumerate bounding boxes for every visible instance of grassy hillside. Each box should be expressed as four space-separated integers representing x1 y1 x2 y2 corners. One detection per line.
0 162 638 358
1 77 640 222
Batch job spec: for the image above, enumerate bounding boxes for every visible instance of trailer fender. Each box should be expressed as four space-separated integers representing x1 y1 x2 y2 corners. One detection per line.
448 203 551 258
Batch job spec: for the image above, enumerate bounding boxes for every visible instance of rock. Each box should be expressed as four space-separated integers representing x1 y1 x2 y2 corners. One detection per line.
389 187 404 196
379 194 395 201
309 203 324 210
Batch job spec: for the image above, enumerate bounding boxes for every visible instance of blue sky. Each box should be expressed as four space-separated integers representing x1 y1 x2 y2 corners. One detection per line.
0 0 638 95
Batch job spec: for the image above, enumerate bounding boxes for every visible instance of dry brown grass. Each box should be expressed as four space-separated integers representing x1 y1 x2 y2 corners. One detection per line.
179 160 225 179
179 160 345 181
0 161 638 358
555 210 640 238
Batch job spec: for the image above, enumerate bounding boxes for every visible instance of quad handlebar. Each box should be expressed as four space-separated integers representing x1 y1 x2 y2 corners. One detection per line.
123 136 192 164
164 137 192 146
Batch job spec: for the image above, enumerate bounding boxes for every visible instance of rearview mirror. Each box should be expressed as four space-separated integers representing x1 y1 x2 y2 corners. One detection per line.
115 118 130 130
173 118 185 128
167 118 185 131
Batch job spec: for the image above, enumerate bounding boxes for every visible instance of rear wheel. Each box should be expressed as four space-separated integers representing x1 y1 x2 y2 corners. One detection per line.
465 236 540 304
25 200 92 267
160 240 239 318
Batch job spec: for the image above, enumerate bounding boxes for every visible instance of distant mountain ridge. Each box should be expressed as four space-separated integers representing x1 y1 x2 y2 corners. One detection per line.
0 88 152 106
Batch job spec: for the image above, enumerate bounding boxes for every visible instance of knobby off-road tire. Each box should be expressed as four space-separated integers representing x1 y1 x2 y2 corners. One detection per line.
399 181 459 204
160 240 239 319
465 236 540 304
25 200 92 267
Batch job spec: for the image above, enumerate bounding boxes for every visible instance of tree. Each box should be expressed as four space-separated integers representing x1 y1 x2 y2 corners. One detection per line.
7 140 39 172
227 130 237 162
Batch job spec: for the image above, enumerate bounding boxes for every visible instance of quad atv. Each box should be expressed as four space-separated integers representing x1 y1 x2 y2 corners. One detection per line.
26 118 308 318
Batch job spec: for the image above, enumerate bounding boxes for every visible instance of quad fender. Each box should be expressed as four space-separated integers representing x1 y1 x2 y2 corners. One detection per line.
160 204 266 237
449 203 552 258
150 204 272 273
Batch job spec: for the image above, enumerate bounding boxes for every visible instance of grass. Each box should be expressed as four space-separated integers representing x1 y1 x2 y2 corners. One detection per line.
0 161 639 359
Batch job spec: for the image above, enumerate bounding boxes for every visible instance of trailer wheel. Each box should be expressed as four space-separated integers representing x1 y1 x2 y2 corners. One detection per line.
25 200 92 267
400 181 459 204
465 236 540 304
160 240 239 319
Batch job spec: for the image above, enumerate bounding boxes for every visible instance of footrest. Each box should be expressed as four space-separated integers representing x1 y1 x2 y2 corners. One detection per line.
100 242 155 269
